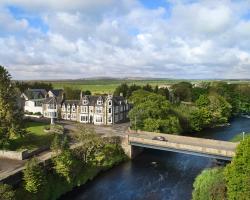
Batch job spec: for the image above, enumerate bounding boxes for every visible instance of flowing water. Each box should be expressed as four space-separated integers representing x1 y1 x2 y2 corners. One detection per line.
61 117 250 200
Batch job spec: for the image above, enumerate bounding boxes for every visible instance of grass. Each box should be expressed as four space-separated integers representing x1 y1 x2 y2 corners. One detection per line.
231 133 250 142
50 79 180 94
5 121 54 151
48 79 250 94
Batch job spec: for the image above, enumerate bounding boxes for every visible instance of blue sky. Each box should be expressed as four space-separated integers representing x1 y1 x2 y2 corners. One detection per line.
0 0 250 80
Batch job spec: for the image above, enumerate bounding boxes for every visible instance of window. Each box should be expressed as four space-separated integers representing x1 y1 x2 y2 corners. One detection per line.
81 115 88 122
71 114 76 119
96 116 103 123
83 100 88 105
108 108 112 113
62 104 66 111
108 100 112 106
108 117 112 123
48 104 56 109
95 107 102 113
67 105 71 112
72 105 76 112
97 99 103 105
67 114 71 119
81 106 88 113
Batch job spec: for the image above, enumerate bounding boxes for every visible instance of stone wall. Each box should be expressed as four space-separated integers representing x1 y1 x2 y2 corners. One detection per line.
0 146 49 160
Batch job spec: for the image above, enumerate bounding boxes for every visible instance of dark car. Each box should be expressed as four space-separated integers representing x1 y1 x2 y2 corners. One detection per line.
152 136 167 141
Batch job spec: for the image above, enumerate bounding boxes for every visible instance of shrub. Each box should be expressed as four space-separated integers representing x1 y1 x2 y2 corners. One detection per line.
192 168 226 200
0 183 15 200
224 137 250 200
23 158 47 193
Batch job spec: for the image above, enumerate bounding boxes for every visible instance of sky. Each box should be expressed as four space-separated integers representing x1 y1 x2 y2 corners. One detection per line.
0 0 250 80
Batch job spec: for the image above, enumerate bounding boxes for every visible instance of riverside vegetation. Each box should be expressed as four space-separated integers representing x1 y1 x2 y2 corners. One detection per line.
0 125 127 200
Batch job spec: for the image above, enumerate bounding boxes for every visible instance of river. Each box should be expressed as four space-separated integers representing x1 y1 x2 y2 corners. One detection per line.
61 117 250 200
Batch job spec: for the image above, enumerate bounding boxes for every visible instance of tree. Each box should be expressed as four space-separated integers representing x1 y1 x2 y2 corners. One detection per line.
23 158 46 193
63 87 81 100
128 90 182 134
0 66 25 147
0 183 15 200
192 168 226 200
157 87 169 100
73 125 104 164
113 83 129 98
171 82 193 102
53 149 77 183
224 137 250 200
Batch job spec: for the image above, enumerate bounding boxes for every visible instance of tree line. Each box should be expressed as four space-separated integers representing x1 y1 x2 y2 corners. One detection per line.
114 81 250 134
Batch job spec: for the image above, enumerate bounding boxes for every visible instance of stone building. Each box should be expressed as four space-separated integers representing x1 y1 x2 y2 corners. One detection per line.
61 94 130 125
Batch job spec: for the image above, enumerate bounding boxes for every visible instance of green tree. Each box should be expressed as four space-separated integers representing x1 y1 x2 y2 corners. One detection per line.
23 158 46 193
224 137 250 200
74 125 104 164
0 183 15 200
0 66 25 147
171 82 193 102
192 168 226 200
53 149 78 183
129 90 181 134
63 87 81 100
113 83 129 98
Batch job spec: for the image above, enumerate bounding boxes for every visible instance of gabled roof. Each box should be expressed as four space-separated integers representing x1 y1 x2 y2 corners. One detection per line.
22 89 47 100
49 89 63 97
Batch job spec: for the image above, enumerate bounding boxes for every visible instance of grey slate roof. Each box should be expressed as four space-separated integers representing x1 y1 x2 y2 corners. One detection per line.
23 89 47 99
50 89 63 97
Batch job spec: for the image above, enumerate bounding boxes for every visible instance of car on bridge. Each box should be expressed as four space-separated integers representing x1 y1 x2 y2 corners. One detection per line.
152 136 167 141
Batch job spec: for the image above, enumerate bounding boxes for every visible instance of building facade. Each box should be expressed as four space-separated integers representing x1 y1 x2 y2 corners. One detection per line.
21 89 130 125
61 94 130 125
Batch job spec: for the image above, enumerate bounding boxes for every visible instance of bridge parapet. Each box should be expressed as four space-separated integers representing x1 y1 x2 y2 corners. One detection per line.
127 130 238 160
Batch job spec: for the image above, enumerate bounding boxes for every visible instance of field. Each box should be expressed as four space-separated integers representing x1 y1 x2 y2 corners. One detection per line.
48 79 250 94
50 79 190 94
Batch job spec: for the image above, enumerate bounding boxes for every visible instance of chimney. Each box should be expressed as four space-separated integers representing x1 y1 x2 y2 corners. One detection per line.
80 91 83 99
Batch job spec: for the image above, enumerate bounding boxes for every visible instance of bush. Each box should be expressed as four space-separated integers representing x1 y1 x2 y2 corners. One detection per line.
23 158 47 193
224 137 250 200
0 183 15 200
192 168 226 200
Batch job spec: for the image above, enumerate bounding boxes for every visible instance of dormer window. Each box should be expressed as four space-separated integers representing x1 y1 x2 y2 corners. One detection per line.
82 99 88 105
97 97 103 105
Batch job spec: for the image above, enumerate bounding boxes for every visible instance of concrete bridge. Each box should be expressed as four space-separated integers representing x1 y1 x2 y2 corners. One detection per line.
122 130 238 161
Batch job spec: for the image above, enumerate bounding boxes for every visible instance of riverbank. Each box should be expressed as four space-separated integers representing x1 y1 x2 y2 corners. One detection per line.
14 153 127 200
62 117 250 200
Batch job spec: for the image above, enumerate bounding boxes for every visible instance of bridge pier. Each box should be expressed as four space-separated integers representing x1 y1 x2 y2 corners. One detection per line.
121 135 143 159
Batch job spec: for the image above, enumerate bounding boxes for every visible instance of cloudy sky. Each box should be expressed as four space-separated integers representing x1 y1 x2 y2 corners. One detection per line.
0 0 250 80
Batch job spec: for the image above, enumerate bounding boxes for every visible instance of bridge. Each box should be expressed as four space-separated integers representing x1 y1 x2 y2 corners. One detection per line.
123 130 238 161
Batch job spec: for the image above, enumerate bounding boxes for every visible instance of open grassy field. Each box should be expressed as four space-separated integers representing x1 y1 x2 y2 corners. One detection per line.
6 121 53 151
49 79 250 94
49 79 187 94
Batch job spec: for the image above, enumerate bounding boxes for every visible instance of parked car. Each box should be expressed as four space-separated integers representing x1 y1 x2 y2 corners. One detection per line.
152 136 167 141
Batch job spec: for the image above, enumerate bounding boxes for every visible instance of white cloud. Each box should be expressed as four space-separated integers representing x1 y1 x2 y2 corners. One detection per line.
0 0 250 79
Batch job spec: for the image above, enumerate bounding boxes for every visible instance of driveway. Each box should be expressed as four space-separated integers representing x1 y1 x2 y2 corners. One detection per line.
58 120 130 136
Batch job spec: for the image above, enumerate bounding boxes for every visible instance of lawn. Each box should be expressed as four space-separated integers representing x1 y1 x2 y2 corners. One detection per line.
5 121 54 151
